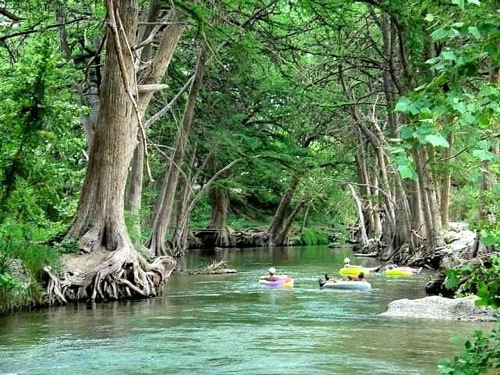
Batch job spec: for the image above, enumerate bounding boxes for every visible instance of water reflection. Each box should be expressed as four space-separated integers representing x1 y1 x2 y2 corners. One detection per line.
0 246 496 375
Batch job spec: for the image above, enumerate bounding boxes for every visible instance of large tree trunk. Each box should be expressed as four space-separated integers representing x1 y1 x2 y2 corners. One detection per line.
268 174 300 245
413 147 444 251
207 185 231 247
125 141 144 245
146 44 208 256
171 174 193 256
48 0 176 304
273 200 305 246
125 5 188 241
348 184 369 249
380 13 398 137
440 132 454 227
355 134 382 238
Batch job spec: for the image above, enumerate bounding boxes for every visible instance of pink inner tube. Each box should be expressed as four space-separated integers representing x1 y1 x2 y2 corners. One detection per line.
259 277 293 286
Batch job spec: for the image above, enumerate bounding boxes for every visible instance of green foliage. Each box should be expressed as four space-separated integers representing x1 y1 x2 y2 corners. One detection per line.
0 222 62 313
394 0 499 188
472 187 500 248
292 228 330 246
438 328 500 375
445 255 500 309
410 2 500 373
387 144 418 180
0 36 85 229
0 222 62 276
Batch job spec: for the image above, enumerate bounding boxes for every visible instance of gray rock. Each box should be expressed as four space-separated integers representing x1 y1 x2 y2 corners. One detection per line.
380 295 498 322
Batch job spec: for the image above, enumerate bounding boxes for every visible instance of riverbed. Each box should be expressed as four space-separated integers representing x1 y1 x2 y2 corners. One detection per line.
0 246 494 374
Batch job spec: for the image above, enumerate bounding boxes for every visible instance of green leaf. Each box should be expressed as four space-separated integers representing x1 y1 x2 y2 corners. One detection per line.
399 125 414 139
472 149 495 161
480 234 499 246
444 273 461 289
395 97 410 112
397 164 416 180
441 50 457 61
431 28 449 41
452 0 465 9
467 0 481 5
424 134 449 147
468 26 481 40
424 13 435 22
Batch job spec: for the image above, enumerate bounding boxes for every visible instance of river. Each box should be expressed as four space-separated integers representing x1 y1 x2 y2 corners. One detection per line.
0 246 495 374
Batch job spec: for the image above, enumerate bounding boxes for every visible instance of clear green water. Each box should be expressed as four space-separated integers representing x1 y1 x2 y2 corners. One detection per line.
0 246 495 375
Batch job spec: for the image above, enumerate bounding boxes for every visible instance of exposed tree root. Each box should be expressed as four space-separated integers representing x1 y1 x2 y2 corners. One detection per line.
189 259 237 275
43 246 176 305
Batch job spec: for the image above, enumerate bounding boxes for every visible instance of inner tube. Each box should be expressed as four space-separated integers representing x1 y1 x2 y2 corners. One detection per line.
259 276 294 288
339 267 371 276
321 280 372 291
385 267 422 276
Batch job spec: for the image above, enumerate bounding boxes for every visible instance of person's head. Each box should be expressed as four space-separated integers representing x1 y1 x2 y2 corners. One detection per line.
358 272 365 280
343 257 351 265
268 267 276 275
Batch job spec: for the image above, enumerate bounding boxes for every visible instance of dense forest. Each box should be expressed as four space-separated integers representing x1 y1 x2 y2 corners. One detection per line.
0 0 498 311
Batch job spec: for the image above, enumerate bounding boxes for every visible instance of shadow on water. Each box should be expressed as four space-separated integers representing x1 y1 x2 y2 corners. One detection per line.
0 246 496 375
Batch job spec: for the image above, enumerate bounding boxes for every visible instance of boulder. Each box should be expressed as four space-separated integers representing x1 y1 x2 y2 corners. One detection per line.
380 295 498 322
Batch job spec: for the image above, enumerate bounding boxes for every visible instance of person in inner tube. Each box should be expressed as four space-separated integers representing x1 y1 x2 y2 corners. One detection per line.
319 273 338 287
265 267 279 281
347 271 365 281
343 257 356 268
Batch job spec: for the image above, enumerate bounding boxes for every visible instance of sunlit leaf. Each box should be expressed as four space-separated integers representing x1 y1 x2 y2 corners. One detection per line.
424 134 449 147
472 149 495 161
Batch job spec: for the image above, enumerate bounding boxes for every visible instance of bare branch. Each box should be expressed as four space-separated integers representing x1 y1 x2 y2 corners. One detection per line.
0 7 23 22
0 16 89 42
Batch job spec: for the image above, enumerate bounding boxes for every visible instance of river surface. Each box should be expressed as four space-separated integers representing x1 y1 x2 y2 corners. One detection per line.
0 246 495 375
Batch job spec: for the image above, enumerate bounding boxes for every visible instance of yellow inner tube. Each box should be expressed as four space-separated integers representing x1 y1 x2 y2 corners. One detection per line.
385 268 414 276
339 267 370 276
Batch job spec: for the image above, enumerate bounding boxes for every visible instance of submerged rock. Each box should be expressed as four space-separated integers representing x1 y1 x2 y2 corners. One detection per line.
380 295 498 322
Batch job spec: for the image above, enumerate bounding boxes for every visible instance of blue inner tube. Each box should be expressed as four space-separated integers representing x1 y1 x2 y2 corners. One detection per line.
321 280 371 290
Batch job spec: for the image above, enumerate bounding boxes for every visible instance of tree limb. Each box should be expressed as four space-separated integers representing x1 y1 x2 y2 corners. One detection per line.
0 17 89 42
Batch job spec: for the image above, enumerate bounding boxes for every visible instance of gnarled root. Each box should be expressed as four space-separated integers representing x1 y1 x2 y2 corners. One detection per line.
43 247 176 305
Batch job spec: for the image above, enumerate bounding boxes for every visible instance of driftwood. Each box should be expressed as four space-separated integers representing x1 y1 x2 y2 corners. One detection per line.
188 260 237 275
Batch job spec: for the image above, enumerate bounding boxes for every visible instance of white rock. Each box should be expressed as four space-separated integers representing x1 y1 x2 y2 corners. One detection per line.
380 295 498 322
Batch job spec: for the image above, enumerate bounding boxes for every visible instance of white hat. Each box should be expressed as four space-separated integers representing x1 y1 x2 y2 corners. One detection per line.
344 258 351 263
268 267 276 274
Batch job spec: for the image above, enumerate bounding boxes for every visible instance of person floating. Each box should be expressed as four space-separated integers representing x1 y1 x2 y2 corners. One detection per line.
264 267 278 281
319 273 338 287
343 257 354 268
347 271 365 281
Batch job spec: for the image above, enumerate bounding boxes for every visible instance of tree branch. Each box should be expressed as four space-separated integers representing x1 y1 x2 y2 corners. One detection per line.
0 7 23 22
0 17 89 42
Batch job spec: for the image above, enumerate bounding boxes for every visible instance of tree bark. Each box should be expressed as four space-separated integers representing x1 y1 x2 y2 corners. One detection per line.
440 132 454 227
56 0 175 303
146 44 208 256
207 185 230 247
348 184 369 249
413 147 444 250
125 141 144 245
65 0 139 252
268 174 300 245
125 5 188 240
273 200 305 246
